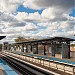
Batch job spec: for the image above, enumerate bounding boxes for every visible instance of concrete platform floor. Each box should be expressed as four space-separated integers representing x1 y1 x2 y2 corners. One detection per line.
0 66 6 75
0 70 5 75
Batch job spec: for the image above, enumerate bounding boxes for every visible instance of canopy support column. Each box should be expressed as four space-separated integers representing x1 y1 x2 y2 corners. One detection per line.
31 44 32 52
44 45 46 55
26 45 28 53
51 42 55 57
22 44 24 52
36 43 38 54
67 41 70 59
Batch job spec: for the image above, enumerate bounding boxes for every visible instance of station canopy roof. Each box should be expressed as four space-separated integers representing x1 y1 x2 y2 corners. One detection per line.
0 36 6 40
49 37 75 41
16 37 75 44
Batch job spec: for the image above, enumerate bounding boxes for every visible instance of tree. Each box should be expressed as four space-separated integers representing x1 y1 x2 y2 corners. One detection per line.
15 36 28 42
15 36 37 43
70 44 75 47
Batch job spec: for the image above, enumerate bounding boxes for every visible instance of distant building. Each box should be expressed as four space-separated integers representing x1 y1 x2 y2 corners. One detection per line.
2 42 9 50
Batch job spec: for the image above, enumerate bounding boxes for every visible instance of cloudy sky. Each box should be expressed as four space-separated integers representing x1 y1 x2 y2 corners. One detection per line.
0 0 75 43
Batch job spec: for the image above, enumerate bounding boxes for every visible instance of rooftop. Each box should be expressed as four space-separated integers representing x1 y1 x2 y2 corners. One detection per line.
16 37 75 44
0 36 6 40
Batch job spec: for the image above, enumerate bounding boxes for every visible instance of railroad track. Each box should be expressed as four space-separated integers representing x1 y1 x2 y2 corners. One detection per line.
1 55 54 75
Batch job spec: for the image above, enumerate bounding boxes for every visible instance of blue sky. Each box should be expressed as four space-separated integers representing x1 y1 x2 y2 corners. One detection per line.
69 8 75 17
17 5 43 14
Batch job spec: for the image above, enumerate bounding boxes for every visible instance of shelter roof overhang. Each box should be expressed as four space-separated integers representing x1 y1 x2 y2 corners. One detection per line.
16 37 75 44
50 37 75 42
0 36 6 40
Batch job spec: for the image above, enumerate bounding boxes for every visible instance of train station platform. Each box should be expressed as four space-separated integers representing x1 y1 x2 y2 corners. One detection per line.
0 58 18 75
2 51 75 75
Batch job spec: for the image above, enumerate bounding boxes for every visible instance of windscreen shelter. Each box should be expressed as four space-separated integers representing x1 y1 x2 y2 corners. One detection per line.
14 37 75 59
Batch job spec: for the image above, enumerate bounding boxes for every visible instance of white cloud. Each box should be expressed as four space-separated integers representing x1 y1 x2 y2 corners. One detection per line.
0 0 75 43
15 12 48 22
15 7 75 23
23 0 74 10
0 0 25 13
24 23 38 31
23 0 42 10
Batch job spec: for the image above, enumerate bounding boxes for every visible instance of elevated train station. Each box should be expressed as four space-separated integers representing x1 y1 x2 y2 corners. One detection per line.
1 36 75 75
13 37 75 59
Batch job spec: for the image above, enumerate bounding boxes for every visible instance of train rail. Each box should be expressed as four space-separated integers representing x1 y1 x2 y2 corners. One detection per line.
1 55 54 75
